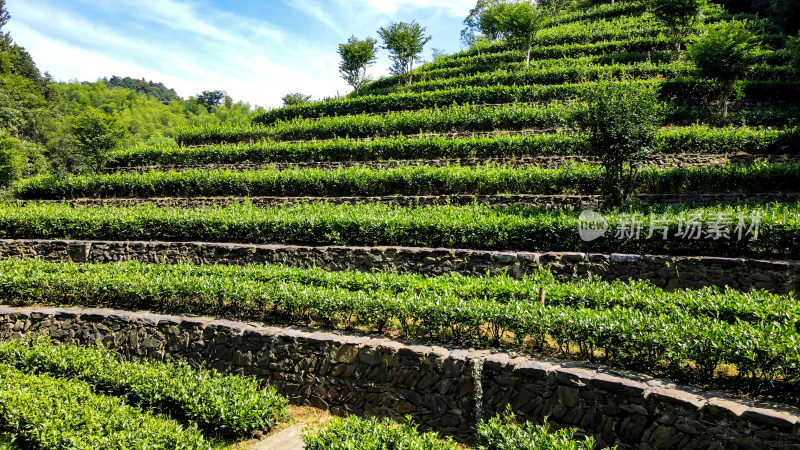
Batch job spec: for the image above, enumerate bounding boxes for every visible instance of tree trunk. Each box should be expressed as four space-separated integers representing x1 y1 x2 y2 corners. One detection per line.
721 83 733 119
525 46 531 67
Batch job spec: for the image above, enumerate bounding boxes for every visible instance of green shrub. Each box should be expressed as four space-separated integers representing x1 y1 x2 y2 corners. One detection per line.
687 21 760 118
477 408 596 450
586 80 665 206
1 258 798 392
0 365 210 449
303 416 459 450
12 162 800 200
0 131 25 188
0 202 796 258
108 126 799 168
0 338 289 436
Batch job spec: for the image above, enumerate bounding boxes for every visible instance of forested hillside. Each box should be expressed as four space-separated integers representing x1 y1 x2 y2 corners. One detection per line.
0 0 257 180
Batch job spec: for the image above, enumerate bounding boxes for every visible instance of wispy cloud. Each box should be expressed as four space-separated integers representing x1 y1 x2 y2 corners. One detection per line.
4 0 469 107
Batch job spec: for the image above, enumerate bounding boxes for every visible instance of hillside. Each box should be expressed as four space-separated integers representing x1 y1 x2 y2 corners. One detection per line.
2 0 800 448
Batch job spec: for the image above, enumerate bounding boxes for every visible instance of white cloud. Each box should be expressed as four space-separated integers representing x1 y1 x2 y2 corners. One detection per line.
5 0 349 107
3 0 470 107
353 0 475 17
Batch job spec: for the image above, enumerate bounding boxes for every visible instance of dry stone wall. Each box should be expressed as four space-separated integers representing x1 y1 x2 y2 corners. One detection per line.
15 192 800 210
104 153 800 174
0 239 797 294
1 306 798 449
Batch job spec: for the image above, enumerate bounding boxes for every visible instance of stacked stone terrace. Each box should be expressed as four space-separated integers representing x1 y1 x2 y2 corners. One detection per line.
1 1 799 448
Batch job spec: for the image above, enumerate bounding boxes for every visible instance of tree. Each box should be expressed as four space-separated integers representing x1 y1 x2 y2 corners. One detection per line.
788 35 800 69
585 80 665 207
651 0 705 54
490 1 549 67
539 0 571 17
687 21 759 119
195 90 226 113
281 92 312 106
68 107 126 173
0 130 24 187
462 0 504 46
378 21 431 85
338 36 378 94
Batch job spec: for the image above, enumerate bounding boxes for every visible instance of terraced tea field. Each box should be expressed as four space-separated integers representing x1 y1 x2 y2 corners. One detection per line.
2 0 799 448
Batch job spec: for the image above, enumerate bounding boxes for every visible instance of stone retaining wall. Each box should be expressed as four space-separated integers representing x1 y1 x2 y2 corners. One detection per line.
104 153 800 174
16 192 800 211
0 239 797 294
1 306 798 449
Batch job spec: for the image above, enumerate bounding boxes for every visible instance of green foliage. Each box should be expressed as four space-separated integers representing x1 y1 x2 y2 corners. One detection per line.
107 126 800 168
305 412 595 449
586 80 665 206
0 365 210 449
338 36 379 94
477 409 595 449
687 21 760 118
378 21 431 84
247 102 588 141
67 107 125 173
303 416 459 450
12 161 800 200
0 130 24 187
463 0 504 45
2 253 799 399
195 90 226 113
0 202 797 259
487 1 550 66
788 35 800 69
651 0 705 52
103 75 181 104
282 92 313 106
0 338 288 436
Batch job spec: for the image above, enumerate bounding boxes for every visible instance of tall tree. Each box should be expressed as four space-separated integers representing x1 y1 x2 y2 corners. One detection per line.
68 107 126 173
462 0 503 46
687 21 759 119
378 21 431 85
337 36 378 94
652 0 705 54
489 1 549 67
281 92 312 106
195 90 226 113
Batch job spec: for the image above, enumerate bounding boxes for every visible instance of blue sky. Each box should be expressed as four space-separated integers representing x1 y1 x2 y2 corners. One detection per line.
6 0 476 108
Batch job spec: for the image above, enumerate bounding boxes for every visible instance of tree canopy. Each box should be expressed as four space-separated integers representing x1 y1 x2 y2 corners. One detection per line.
378 21 431 85
338 36 379 94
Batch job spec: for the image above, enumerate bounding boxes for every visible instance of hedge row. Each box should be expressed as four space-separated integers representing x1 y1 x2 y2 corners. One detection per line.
194 102 589 145
0 365 210 449
359 36 675 94
0 258 797 391
256 80 800 125
361 62 796 97
303 413 596 450
428 12 664 68
366 52 677 91
192 102 796 146
0 202 796 258
360 62 692 97
14 162 800 200
303 412 596 450
2 260 791 328
108 126 800 167
0 338 288 436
